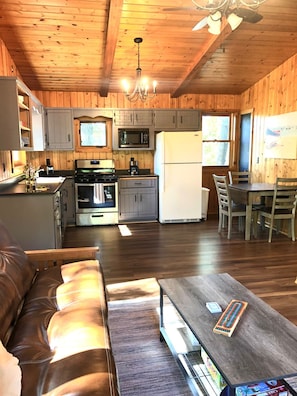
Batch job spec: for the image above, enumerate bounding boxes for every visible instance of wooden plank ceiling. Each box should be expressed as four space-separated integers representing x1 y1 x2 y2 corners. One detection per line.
0 0 296 96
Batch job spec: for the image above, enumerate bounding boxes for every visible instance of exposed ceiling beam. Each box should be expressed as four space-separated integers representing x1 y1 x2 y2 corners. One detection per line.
99 0 124 97
171 20 233 98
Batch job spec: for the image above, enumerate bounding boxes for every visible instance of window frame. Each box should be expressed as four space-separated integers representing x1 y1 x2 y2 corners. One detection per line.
201 111 238 167
74 116 112 153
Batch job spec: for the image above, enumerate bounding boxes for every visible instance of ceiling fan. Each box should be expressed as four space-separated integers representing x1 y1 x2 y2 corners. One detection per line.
164 0 266 35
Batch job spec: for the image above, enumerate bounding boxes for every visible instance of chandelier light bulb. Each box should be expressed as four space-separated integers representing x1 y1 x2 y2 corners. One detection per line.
122 79 130 94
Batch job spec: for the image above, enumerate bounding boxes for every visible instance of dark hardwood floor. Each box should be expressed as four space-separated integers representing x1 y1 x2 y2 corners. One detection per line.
63 217 297 325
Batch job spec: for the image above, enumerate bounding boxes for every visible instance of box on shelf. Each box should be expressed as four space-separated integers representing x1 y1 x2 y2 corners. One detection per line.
201 347 226 391
236 380 288 396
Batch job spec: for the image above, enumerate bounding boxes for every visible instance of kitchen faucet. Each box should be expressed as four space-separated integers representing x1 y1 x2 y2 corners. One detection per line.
35 168 44 178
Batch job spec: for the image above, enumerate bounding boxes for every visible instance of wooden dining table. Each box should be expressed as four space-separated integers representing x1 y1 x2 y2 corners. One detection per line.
229 183 275 240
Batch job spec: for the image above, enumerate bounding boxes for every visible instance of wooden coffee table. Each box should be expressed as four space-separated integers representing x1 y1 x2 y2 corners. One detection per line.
158 273 297 396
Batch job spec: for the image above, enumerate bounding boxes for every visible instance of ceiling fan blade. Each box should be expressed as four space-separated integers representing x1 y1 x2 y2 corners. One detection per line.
163 7 196 11
192 16 208 31
234 8 263 23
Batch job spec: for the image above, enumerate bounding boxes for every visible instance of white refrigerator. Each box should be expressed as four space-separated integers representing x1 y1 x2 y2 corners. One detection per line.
154 131 202 223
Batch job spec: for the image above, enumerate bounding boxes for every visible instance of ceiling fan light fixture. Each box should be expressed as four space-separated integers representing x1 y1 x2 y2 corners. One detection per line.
192 0 266 35
207 11 222 35
122 37 157 103
227 12 243 30
192 0 228 11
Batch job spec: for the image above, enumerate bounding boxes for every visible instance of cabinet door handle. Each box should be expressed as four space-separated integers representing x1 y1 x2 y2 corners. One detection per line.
67 134 71 142
180 116 183 124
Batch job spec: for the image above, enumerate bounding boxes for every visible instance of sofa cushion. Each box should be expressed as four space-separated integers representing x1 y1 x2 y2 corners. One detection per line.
44 260 120 395
42 350 119 396
0 220 35 343
7 266 63 396
56 260 106 310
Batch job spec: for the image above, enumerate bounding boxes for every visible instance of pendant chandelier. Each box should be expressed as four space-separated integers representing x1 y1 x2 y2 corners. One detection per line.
192 0 267 35
122 37 157 103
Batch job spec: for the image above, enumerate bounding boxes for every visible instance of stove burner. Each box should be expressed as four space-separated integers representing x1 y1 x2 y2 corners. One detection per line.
75 159 117 183
75 173 117 183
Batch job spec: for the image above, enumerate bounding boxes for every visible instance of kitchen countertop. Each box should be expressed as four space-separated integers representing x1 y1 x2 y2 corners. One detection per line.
117 174 158 178
116 169 157 178
38 170 74 178
0 178 65 195
0 170 157 196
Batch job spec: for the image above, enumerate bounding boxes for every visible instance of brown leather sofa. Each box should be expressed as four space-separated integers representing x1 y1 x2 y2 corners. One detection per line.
0 220 120 396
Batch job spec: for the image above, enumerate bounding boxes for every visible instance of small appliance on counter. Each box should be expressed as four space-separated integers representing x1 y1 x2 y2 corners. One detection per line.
46 158 54 175
129 157 139 175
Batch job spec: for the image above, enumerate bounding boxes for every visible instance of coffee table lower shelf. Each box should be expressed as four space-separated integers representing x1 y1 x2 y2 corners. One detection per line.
160 321 225 396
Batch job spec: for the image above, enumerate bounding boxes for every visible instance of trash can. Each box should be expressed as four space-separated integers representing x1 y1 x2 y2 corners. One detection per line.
202 187 210 220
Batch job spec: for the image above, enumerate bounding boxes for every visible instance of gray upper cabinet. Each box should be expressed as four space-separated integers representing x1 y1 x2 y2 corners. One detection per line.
45 108 74 150
154 109 201 131
114 110 153 126
0 77 45 151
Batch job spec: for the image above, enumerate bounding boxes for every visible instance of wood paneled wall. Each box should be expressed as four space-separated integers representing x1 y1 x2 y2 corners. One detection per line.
240 53 297 183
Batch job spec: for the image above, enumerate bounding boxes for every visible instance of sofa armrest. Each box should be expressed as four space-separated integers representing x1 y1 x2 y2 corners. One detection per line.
25 247 99 270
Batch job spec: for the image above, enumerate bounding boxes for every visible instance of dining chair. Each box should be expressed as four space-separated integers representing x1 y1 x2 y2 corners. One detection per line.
259 177 297 242
229 170 265 235
228 170 251 184
213 174 246 239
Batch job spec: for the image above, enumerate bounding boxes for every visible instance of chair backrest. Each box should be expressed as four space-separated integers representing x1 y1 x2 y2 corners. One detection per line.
272 177 297 214
213 174 231 210
228 171 251 184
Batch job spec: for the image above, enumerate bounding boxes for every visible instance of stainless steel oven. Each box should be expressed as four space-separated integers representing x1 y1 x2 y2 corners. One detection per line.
75 159 118 226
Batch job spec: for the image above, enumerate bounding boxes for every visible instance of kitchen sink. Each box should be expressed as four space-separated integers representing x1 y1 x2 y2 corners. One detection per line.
35 176 65 184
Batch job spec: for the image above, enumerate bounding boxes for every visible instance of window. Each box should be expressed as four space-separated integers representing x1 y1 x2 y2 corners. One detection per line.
202 114 231 166
74 116 112 153
80 121 107 147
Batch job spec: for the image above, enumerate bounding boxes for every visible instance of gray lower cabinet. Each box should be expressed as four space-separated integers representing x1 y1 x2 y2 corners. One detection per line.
0 191 62 250
119 177 158 222
61 177 75 226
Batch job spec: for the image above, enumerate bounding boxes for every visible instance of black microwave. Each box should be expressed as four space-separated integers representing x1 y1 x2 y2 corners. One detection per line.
118 128 150 148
